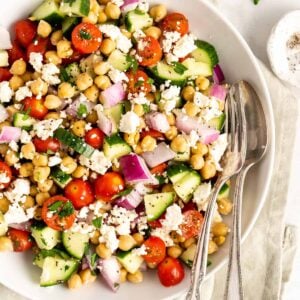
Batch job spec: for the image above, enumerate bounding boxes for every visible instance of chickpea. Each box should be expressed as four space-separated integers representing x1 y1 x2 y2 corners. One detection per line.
49 184 58 196
72 166 89 179
165 126 178 140
105 3 121 20
170 135 188 153
170 231 185 243
127 270 143 283
68 273 82 289
96 243 112 259
166 113 175 125
84 85 99 102
45 51 62 65
118 235 137 251
212 222 229 237
120 269 127 283
208 240 218 254
134 144 143 155
144 26 162 39
86 110 98 124
21 71 33 83
9 75 24 91
95 75 111 90
190 154 205 170
23 196 35 209
34 207 42 220
30 78 48 97
0 144 8 156
98 0 110 4
146 93 155 103
58 82 75 98
132 233 144 246
76 73 94 91
79 269 97 285
146 262 157 269
30 186 39 197
5 150 19 166
10 59 26 76
0 237 13 252
133 104 145 117
200 160 217 180
19 162 34 177
100 38 116 56
61 156 77 174
167 245 183 258
213 236 226 246
149 5 167 22
82 11 98 24
37 20 52 38
94 61 110 76
184 102 200 117
124 132 140 146
162 184 174 193
44 112 60 120
36 192 50 206
191 142 208 156
90 230 100 245
57 40 73 59
50 30 63 46
195 76 210 91
44 94 62 110
182 85 195 101
217 198 233 215
71 120 86 137
140 136 157 152
32 71 41 80
0 196 10 214
183 237 196 249
38 179 53 193
33 166 51 183
33 154 48 167
98 11 108 23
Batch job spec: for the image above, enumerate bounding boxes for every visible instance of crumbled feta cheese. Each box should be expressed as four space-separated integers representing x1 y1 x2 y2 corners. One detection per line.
194 92 210 107
132 244 147 256
8 140 18 152
33 118 63 140
42 63 61 85
85 122 92 131
48 155 62 167
78 206 89 219
138 0 149 12
4 203 35 224
209 134 228 171
173 34 197 58
99 224 119 252
89 200 105 217
160 85 181 113
29 52 43 72
161 204 184 234
108 68 128 83
165 53 179 64
133 29 146 41
4 179 30 205
60 111 67 119
119 111 140 133
111 0 124 7
137 215 148 235
193 182 212 211
0 172 10 189
137 39 148 51
79 150 111 174
184 130 200 148
71 222 95 235
162 31 181 53
128 92 149 105
0 81 13 103
151 227 175 246
15 86 32 102
20 130 32 144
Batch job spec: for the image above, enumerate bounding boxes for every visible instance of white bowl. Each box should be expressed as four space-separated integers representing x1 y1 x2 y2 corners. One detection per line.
0 1 275 299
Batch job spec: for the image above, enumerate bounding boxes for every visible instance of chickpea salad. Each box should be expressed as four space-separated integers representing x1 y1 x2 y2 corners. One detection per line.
0 0 232 292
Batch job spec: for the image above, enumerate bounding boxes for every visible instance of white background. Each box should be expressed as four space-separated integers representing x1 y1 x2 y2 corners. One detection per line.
214 0 300 299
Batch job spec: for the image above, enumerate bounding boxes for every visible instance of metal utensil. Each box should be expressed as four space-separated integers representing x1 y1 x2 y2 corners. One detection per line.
186 82 247 300
224 81 269 300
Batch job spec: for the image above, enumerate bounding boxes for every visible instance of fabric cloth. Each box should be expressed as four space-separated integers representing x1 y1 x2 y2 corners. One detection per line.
0 64 298 300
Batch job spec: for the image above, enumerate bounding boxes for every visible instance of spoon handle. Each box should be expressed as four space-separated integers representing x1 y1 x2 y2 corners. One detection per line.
224 169 248 300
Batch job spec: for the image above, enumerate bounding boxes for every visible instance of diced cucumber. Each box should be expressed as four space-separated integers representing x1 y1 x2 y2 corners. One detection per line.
13 112 35 130
144 192 174 221
0 50 9 67
103 134 131 160
125 9 153 32
191 40 219 68
54 128 95 158
31 223 61 250
180 243 196 267
60 0 90 17
0 212 7 236
182 58 213 77
108 50 131 72
60 62 81 84
217 182 230 200
31 0 65 26
62 17 80 39
167 164 191 184
51 167 72 188
62 231 89 259
174 148 191 162
103 103 124 133
208 113 225 131
173 171 201 203
79 54 101 77
117 250 144 274
40 256 79 287
34 248 70 268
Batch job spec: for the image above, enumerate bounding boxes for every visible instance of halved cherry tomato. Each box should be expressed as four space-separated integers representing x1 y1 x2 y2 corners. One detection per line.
0 161 12 190
85 128 104 149
143 236 166 265
33 137 60 153
23 97 48 120
62 49 84 65
26 37 49 60
94 172 125 202
160 13 189 36
42 196 76 231
157 257 185 287
71 22 102 54
8 228 33 252
126 69 152 94
182 201 197 213
64 179 94 209
0 68 12 82
136 36 162 67
150 163 168 175
179 210 204 240
140 129 165 140
14 19 37 48
8 40 26 64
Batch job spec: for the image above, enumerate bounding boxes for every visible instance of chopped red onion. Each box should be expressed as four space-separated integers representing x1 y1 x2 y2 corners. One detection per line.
114 189 142 210
121 0 139 13
97 111 113 136
213 64 225 84
210 84 227 102
175 113 200 134
198 126 220 144
0 126 21 143
100 82 125 108
9 221 31 232
66 97 95 117
145 112 170 133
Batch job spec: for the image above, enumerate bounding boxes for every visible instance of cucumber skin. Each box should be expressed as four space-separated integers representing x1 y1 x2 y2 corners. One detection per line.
62 231 89 259
193 40 219 67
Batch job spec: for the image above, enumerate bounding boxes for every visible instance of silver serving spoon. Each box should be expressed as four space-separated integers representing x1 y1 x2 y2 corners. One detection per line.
224 81 269 300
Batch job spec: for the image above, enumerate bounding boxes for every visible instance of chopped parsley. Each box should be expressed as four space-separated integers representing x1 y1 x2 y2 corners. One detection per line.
58 201 74 218
91 253 99 267
77 104 88 118
134 80 144 88
172 62 188 75
59 68 70 82
92 217 102 229
48 200 63 212
126 55 138 72
142 104 151 113
79 30 92 40
147 78 154 85
114 187 133 199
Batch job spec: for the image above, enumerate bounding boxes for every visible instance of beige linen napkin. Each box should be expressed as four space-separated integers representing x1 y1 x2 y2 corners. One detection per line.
0 63 298 300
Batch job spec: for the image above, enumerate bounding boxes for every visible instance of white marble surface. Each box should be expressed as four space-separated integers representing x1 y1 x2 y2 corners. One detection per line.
214 0 300 299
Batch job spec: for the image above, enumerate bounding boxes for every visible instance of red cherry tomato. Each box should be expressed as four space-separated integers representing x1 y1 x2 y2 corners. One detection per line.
62 49 84 65
26 37 49 60
14 19 37 48
160 13 189 36
64 179 94 209
85 128 104 149
71 22 102 54
136 36 162 67
140 129 165 140
179 210 204 240
33 137 60 153
0 161 12 190
157 257 185 287
0 68 12 82
143 236 166 265
8 228 33 252
182 201 197 213
126 69 152 94
94 172 125 202
8 40 26 64
23 97 48 120
41 196 76 231
150 163 168 175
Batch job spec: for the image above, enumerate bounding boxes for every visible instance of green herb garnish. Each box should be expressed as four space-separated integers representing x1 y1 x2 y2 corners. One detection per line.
79 29 92 40
172 62 188 75
142 104 151 113
126 55 138 72
91 253 99 267
134 80 144 88
92 217 102 229
58 201 74 217
77 103 88 118
48 201 63 212
253 0 260 4
147 78 154 85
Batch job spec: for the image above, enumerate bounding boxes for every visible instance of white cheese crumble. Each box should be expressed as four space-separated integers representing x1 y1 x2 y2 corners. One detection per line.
33 118 63 140
133 29 146 41
0 173 10 189
209 134 228 171
4 204 35 225
20 130 32 144
132 244 147 256
8 140 18 152
111 0 124 7
0 81 13 103
15 86 32 102
128 92 149 105
173 34 197 58
151 228 175 247
99 224 119 252
4 178 30 207
78 206 89 219
29 52 43 72
184 130 200 148
119 111 140 133
42 63 61 85
193 182 212 211
79 150 111 175
162 31 181 53
108 68 129 83
48 155 62 167
160 85 181 113
70 222 95 235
